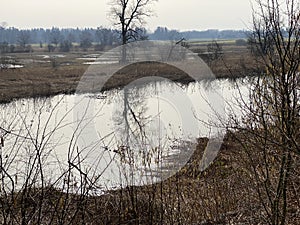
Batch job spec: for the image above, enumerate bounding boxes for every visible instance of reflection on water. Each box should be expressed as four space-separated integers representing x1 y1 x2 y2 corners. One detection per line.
0 78 248 192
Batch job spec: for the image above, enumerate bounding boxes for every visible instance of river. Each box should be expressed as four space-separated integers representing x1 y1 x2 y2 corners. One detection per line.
0 78 249 193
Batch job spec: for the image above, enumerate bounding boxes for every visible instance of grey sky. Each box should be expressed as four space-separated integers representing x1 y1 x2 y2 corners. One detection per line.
1 0 253 30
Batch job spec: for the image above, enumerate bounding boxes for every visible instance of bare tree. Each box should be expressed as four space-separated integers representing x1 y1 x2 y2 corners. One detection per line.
109 0 157 62
79 30 93 51
17 30 31 49
230 0 300 224
206 41 223 65
95 27 115 47
50 27 62 48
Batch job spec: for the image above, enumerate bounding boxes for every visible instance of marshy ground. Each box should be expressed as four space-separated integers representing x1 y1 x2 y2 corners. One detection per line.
3 41 291 224
0 41 260 103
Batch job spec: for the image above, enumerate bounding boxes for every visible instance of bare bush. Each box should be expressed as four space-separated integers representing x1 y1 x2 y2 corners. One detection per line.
229 0 300 224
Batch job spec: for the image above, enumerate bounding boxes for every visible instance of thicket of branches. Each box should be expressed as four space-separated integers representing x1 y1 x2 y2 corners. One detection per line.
229 0 300 224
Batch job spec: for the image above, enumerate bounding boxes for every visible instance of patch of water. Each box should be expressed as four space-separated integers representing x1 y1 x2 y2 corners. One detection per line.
0 78 248 193
83 61 119 65
37 54 66 59
0 64 24 69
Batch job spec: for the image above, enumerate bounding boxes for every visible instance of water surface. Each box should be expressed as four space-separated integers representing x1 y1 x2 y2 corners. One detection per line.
0 78 248 192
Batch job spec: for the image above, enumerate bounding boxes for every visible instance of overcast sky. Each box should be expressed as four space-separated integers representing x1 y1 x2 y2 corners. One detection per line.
1 0 253 31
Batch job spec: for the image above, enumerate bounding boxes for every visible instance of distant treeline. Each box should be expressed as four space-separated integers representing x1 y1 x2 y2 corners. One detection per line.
0 27 119 46
150 27 249 40
0 26 248 52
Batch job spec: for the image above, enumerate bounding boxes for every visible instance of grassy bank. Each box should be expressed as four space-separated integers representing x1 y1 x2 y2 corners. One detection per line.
0 44 261 103
3 133 299 224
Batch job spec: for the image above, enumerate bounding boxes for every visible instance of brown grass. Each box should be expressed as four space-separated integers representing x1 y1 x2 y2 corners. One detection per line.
2 131 300 224
0 65 86 103
0 46 262 103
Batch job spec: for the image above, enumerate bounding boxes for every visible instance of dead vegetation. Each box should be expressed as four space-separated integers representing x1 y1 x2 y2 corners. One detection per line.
2 133 299 224
0 44 261 104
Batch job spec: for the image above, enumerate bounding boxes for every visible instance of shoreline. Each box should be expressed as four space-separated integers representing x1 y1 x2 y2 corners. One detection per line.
0 59 259 104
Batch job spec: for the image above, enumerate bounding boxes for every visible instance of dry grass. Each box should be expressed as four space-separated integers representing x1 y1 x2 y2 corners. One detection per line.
0 45 262 103
1 128 300 224
0 65 86 103
2 44 299 224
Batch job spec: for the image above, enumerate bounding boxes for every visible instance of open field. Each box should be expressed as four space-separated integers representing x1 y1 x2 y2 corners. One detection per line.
0 41 261 103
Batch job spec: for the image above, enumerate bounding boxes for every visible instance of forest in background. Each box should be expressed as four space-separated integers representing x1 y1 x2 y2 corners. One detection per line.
0 26 247 52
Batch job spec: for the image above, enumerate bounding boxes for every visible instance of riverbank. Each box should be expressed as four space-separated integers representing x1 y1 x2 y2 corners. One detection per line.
1 135 248 224
0 47 260 104
5 132 299 224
